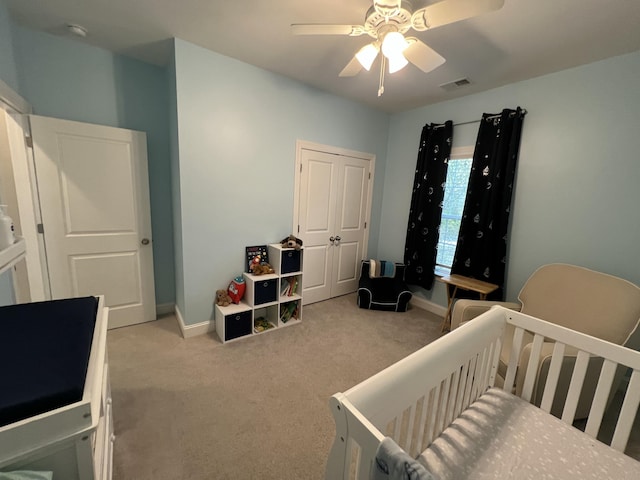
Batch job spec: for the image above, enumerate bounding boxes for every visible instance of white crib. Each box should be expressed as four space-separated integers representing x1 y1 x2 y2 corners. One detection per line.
325 306 640 479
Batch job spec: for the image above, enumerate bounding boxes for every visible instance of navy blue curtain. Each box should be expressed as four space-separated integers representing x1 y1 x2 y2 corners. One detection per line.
451 107 526 299
404 121 453 289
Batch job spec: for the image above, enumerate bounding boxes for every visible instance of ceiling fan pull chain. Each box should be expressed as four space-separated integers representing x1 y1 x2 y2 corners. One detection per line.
378 56 386 97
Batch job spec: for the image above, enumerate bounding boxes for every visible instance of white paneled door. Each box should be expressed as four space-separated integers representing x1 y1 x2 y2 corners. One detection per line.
297 146 373 304
29 115 156 328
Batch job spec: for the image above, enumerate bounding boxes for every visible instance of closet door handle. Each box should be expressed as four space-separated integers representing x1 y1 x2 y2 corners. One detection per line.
329 236 335 243
141 238 150 245
334 236 341 244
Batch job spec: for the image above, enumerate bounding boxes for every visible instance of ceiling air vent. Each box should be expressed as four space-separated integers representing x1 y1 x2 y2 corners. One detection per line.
439 78 471 91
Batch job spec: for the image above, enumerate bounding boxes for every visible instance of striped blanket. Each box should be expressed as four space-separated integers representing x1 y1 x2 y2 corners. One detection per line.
369 260 396 279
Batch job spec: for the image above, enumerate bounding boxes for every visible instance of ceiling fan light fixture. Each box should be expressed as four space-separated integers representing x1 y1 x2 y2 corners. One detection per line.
387 53 409 73
355 43 380 71
381 31 408 59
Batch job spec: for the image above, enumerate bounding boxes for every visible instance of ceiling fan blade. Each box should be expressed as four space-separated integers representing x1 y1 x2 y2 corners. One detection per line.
412 0 504 31
291 24 366 36
404 38 446 73
339 56 363 77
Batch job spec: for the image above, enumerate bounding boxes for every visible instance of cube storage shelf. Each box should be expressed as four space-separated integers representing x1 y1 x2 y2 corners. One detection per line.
215 244 303 344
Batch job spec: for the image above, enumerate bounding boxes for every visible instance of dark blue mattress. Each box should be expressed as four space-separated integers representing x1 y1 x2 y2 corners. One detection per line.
0 296 98 427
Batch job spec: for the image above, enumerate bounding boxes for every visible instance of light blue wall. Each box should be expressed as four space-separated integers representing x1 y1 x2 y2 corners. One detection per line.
381 51 640 306
0 1 18 91
173 38 390 324
10 26 176 306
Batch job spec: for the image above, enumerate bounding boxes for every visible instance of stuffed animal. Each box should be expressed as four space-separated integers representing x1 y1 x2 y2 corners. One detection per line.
215 289 233 307
250 262 275 275
281 234 303 250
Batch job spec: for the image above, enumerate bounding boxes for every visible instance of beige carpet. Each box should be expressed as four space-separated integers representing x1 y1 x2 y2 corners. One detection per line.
107 293 444 480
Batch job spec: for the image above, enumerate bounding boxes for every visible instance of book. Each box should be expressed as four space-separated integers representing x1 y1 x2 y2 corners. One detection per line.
280 278 290 296
245 245 269 273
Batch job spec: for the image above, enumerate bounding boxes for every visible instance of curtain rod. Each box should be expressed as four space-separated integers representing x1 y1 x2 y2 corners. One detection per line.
433 108 528 128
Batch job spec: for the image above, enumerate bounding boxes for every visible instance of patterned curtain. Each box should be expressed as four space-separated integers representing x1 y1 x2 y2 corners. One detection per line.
404 121 453 289
451 107 526 299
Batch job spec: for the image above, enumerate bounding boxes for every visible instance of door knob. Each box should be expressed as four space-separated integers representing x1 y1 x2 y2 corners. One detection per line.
335 236 341 244
141 238 150 245
329 236 335 243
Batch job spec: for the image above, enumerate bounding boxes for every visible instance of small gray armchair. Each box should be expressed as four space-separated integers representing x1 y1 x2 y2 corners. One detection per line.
451 263 640 419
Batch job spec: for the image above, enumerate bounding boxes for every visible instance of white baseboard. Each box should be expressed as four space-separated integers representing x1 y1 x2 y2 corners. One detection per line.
175 305 215 339
410 296 447 318
156 303 175 316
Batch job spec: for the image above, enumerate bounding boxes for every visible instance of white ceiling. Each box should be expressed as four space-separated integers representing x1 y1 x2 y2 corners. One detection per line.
5 0 640 113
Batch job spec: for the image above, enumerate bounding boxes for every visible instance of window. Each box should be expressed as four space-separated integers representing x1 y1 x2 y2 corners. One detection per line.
435 147 473 276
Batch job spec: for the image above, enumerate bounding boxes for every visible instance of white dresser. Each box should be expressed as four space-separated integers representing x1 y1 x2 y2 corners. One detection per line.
0 296 113 479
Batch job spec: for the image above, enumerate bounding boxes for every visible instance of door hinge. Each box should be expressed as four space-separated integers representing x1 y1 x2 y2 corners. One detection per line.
25 135 33 148
368 172 371 180
300 164 302 173
364 222 367 229
37 223 44 234
297 225 300 233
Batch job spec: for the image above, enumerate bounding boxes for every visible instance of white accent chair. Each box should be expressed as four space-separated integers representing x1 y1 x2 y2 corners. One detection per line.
450 263 640 419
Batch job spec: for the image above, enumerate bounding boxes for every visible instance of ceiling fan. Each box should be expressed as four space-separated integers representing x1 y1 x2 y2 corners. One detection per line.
292 0 505 96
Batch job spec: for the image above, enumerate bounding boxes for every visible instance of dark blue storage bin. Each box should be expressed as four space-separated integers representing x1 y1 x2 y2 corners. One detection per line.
281 249 301 274
254 278 277 305
224 310 252 341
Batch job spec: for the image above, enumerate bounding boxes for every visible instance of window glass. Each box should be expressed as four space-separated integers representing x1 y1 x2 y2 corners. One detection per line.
435 151 473 275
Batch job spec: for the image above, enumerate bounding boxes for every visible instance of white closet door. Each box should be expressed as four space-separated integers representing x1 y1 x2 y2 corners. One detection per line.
297 146 372 304
331 156 370 298
30 115 156 328
298 149 337 304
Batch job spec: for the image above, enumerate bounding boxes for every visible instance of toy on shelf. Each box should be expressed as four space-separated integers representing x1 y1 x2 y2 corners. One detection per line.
280 234 303 250
228 276 246 304
215 289 233 307
249 255 275 275
254 317 274 333
245 245 269 272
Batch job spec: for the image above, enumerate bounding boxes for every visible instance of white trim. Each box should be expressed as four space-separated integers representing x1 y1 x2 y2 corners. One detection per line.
293 139 375 259
175 304 215 339
0 78 31 114
156 302 175 316
409 295 447 318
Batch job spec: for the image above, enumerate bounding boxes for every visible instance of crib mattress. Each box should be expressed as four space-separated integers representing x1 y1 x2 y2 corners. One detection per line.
0 296 99 427
418 387 640 480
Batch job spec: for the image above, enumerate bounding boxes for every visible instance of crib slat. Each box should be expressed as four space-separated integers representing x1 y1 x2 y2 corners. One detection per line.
408 396 425 457
585 359 618 438
454 359 470 418
445 368 461 426
404 403 416 453
504 327 525 392
480 342 496 392
425 384 440 447
611 370 640 452
488 336 501 387
437 375 452 434
521 334 545 402
561 350 590 424
472 347 489 402
391 411 401 441
540 342 566 413
416 390 432 453
462 354 478 412
480 341 498 393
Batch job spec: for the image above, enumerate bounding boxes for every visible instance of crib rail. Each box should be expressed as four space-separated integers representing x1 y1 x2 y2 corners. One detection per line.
325 306 640 480
502 309 640 452
325 310 506 480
